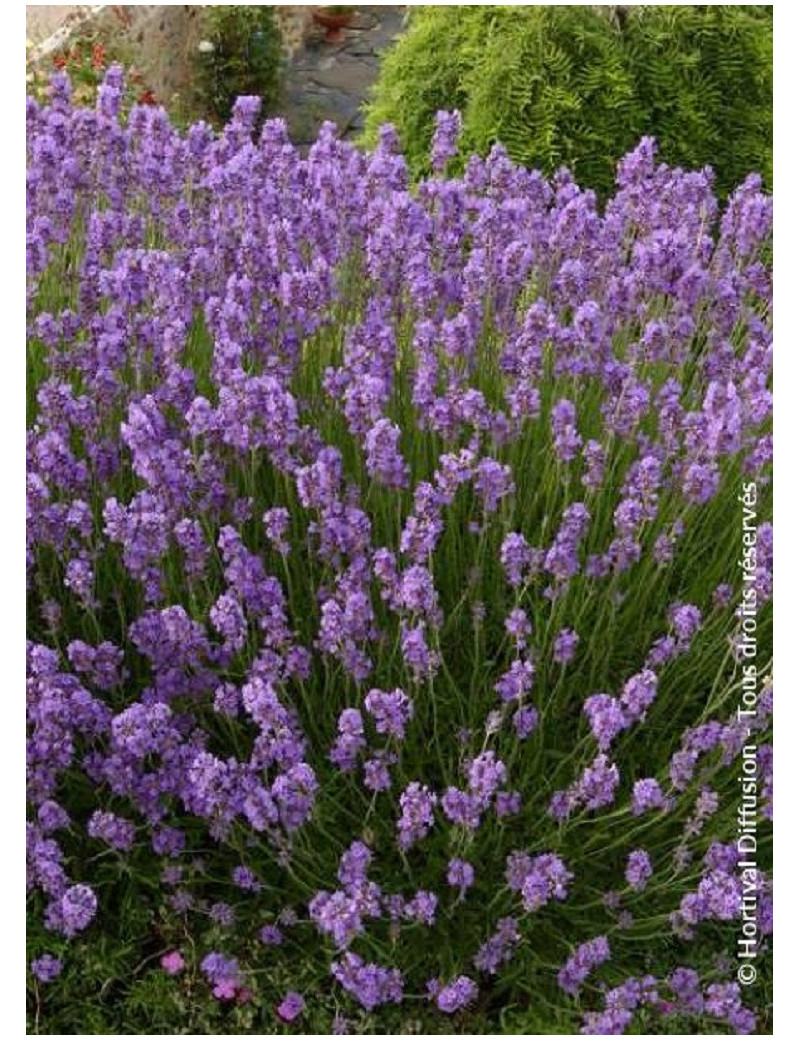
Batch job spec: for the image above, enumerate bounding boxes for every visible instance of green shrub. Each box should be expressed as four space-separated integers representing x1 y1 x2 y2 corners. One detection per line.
194 5 285 125
364 5 772 197
623 5 773 197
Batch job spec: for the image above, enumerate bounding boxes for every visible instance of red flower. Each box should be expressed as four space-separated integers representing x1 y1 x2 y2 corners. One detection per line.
137 90 157 106
91 43 106 70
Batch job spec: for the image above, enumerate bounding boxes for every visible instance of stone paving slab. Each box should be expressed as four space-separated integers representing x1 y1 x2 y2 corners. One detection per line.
282 5 406 146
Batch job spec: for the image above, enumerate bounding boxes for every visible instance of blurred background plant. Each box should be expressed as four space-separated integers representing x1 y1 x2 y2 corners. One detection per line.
363 4 772 198
26 28 156 110
193 5 286 126
622 4 773 198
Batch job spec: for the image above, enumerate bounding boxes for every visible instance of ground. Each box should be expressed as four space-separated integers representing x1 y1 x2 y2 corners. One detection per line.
282 6 407 146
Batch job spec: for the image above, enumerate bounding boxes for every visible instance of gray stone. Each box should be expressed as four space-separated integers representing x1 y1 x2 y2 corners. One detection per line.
309 59 377 93
281 5 406 147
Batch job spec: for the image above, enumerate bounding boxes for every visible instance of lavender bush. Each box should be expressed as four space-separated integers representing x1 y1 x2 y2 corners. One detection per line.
27 70 772 1034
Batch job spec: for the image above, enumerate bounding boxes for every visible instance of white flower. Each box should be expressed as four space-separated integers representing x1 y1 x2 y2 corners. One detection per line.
484 710 504 736
197 40 215 54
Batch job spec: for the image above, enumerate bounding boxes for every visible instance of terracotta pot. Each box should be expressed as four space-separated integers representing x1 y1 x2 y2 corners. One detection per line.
312 8 354 42
313 10 354 30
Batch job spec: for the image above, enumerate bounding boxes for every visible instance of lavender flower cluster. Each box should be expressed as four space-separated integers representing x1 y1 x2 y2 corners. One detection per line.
26 70 772 1033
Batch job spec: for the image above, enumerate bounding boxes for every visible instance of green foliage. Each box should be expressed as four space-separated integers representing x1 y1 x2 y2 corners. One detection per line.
26 32 156 112
194 5 285 125
623 5 773 198
363 5 772 197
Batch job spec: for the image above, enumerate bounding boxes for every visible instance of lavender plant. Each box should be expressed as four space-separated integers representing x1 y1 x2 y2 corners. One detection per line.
27 71 772 1034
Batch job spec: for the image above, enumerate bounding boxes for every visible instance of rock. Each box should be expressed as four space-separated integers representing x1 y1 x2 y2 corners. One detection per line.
282 5 406 146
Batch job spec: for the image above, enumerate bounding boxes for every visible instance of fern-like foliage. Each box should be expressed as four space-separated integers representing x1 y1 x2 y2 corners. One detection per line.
622 5 772 197
363 5 772 198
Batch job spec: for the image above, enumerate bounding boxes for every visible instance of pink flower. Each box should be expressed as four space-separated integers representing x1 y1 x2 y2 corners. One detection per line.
277 990 305 1022
213 979 238 1001
160 950 185 975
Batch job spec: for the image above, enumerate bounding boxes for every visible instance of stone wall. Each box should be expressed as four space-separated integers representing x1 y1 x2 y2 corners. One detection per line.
26 6 89 44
